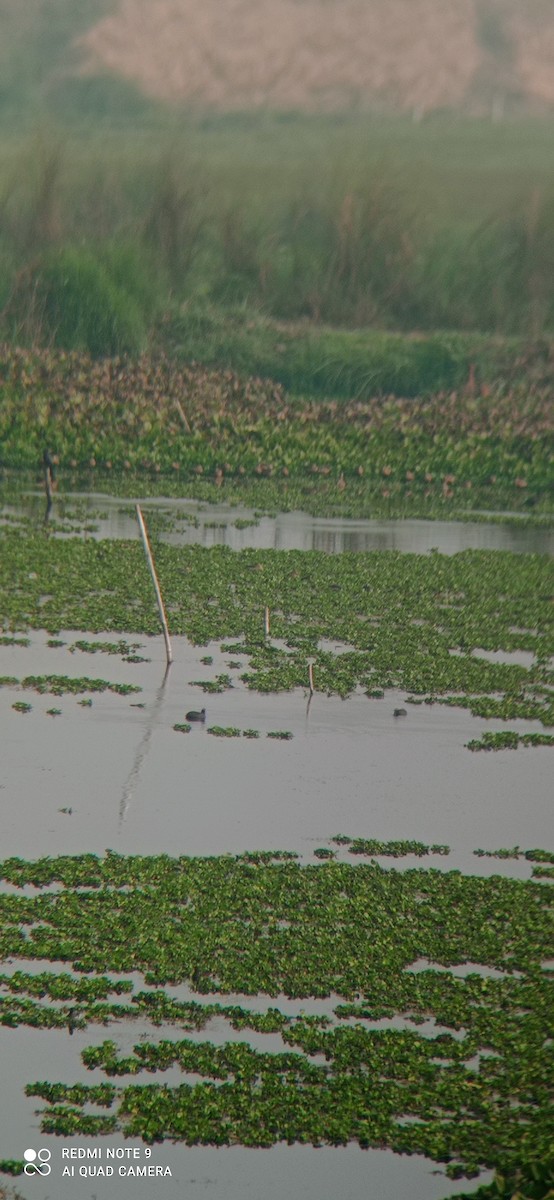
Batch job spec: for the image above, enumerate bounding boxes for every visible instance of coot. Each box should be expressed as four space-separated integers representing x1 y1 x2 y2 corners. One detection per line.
186 708 206 722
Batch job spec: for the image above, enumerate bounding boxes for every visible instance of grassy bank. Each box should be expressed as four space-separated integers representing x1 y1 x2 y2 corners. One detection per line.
4 123 554 356
160 304 532 398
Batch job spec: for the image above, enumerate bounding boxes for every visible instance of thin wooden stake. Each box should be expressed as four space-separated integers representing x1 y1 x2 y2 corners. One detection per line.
175 399 191 433
43 451 55 512
264 606 270 637
308 663 314 694
136 505 173 666
43 464 53 511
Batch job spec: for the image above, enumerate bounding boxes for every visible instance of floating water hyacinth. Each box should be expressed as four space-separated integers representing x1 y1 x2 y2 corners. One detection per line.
0 536 552 739
0 847 550 1181
0 345 551 511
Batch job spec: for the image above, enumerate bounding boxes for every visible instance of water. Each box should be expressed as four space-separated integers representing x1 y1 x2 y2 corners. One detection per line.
1 490 550 1200
0 632 548 1198
2 490 553 555
1 632 550 867
0 1019 483 1200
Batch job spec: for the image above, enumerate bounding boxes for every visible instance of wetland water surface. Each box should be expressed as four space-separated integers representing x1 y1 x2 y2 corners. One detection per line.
1 633 551 867
2 489 553 554
1 493 551 1200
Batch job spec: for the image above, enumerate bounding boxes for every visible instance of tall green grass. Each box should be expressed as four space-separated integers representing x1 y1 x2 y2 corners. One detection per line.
163 302 539 398
1 131 554 382
4 247 148 356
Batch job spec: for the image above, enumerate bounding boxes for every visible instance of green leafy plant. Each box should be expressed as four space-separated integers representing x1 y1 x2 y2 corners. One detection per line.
0 846 550 1175
207 726 241 738
467 731 554 751
8 247 147 357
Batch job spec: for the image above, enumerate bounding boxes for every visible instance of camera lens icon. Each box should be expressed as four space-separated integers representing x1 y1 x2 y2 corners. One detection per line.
24 1148 52 1177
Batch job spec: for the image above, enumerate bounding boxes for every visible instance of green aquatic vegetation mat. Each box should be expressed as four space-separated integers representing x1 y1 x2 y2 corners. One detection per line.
451 1158 554 1199
0 971 133 1001
467 731 554 751
0 346 552 511
207 725 241 738
473 848 554 863
39 1109 117 1136
23 471 554 523
0 673 140 697
343 838 450 857
0 1162 32 1184
1 535 552 728
25 1083 117 1108
0 850 551 1183
69 638 144 658
419 694 553 723
0 998 134 1031
189 673 234 693
1 470 553 529
202 726 264 738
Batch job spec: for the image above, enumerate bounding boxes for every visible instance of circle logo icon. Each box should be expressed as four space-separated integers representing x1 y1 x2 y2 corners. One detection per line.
24 1149 51 1177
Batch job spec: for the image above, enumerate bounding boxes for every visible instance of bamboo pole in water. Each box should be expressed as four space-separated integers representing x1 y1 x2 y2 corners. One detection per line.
136 505 173 666
44 465 53 509
308 663 315 694
43 451 55 512
264 606 270 637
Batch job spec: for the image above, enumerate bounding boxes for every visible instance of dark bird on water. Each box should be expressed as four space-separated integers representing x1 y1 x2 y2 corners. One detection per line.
186 708 206 722
393 708 407 717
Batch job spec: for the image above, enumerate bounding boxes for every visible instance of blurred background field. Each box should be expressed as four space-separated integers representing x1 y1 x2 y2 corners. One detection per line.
2 0 554 388
4 119 554 384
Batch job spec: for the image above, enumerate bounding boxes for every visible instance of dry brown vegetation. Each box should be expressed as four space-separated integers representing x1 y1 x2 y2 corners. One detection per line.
77 0 554 115
511 3 554 107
